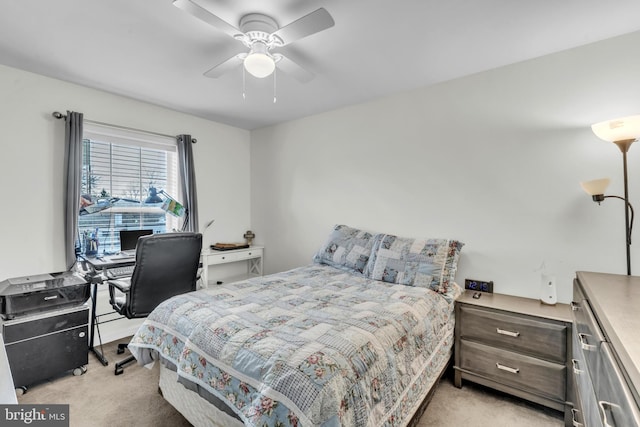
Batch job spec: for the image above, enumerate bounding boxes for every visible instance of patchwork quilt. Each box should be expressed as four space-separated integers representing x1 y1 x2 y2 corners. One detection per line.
128 264 459 427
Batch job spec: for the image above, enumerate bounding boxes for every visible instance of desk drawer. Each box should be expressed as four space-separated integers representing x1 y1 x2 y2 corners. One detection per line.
460 339 566 401
207 252 239 264
236 248 262 261
459 305 567 363
3 305 88 343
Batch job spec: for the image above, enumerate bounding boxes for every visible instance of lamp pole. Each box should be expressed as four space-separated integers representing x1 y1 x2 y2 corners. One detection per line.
590 115 640 276
614 139 634 275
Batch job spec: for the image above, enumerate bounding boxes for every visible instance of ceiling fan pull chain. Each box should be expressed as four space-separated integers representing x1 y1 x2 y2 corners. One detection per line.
242 66 246 100
273 67 277 104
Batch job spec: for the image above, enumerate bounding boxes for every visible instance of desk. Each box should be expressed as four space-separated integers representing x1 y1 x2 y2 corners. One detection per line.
83 247 263 363
81 255 136 366
201 246 263 287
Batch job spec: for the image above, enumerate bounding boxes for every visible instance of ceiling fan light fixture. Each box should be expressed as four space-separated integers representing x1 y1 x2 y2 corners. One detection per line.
244 41 275 78
244 53 275 78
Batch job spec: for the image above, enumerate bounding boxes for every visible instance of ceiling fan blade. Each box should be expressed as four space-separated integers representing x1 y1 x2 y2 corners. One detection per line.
203 54 244 78
276 55 314 83
271 8 335 46
173 0 243 39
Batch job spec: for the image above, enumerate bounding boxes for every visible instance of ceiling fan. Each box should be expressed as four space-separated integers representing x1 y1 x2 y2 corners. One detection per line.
173 0 335 83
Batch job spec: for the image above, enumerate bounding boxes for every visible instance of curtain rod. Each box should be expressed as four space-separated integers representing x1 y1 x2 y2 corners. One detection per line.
51 111 197 143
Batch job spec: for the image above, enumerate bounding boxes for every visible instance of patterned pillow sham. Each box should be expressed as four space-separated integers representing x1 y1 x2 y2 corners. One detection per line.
365 234 464 294
312 224 379 274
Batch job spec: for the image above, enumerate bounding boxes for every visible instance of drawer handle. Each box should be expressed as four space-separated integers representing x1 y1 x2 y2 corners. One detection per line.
571 408 583 427
598 401 620 427
578 333 597 351
496 328 520 338
570 301 580 311
571 358 583 375
496 362 519 374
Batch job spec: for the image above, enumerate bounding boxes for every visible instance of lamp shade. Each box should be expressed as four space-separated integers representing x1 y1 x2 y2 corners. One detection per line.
244 42 275 78
580 178 611 196
591 115 640 142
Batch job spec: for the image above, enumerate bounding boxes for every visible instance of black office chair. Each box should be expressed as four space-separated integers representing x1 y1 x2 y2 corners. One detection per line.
107 232 202 375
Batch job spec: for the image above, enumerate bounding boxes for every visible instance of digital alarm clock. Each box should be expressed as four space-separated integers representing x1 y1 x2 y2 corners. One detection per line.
464 279 493 293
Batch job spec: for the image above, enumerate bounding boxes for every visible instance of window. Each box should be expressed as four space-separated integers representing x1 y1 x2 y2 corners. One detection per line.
78 123 180 255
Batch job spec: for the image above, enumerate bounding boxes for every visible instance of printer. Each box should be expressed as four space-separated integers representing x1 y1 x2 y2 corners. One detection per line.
0 271 90 320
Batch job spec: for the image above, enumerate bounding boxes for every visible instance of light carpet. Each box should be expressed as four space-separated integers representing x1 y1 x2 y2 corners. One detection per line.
17 338 564 426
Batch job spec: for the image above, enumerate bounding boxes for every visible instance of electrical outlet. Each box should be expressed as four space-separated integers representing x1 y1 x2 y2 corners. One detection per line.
540 274 557 305
464 279 494 293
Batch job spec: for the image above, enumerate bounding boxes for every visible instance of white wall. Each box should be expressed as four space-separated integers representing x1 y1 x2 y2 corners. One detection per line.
4 30 640 306
250 31 640 303
0 64 251 279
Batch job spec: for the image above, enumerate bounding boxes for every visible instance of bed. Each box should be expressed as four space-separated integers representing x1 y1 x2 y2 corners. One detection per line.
127 225 464 427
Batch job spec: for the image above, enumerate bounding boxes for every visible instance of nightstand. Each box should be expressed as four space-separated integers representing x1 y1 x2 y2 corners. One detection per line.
454 291 572 425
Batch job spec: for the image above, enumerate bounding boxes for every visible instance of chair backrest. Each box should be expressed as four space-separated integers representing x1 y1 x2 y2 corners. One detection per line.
125 232 202 318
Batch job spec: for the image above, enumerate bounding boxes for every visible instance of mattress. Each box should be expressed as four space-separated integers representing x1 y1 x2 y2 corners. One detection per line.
129 264 459 426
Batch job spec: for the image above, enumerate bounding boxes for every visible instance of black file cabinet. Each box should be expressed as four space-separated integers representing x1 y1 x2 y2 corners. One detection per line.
2 304 89 390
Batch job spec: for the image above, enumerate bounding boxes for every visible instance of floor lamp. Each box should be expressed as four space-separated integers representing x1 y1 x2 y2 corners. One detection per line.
581 114 640 276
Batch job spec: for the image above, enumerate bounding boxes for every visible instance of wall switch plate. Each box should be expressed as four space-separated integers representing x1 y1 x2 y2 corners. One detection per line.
464 279 494 293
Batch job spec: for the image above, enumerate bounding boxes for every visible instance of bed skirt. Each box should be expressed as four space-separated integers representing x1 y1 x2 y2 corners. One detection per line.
158 342 453 427
160 362 244 427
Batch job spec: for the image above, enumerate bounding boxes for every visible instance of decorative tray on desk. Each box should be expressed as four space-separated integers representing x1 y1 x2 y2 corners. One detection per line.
210 243 249 251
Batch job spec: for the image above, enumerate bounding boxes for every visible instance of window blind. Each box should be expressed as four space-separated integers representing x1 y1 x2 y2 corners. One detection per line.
78 124 179 254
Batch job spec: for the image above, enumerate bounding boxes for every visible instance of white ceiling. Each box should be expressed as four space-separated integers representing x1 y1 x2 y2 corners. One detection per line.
3 0 640 130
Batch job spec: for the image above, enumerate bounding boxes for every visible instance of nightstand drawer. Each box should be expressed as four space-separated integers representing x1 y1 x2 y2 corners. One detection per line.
460 339 566 401
459 305 567 363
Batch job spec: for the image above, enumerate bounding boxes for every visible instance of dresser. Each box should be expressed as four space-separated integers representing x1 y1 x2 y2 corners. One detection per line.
454 291 572 425
572 271 640 426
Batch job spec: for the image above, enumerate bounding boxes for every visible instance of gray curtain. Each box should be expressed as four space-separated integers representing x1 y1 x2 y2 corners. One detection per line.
64 111 84 269
177 134 199 232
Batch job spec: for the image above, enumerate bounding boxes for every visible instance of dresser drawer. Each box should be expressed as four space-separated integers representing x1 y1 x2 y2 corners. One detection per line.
571 280 606 383
460 339 566 401
594 342 640 427
571 328 602 427
459 305 567 363
571 385 593 427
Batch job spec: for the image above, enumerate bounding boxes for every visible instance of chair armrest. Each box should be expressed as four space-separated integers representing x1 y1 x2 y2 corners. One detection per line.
108 278 131 293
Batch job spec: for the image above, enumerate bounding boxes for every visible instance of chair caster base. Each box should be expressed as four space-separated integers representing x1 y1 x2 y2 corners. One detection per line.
113 354 136 375
73 366 88 376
